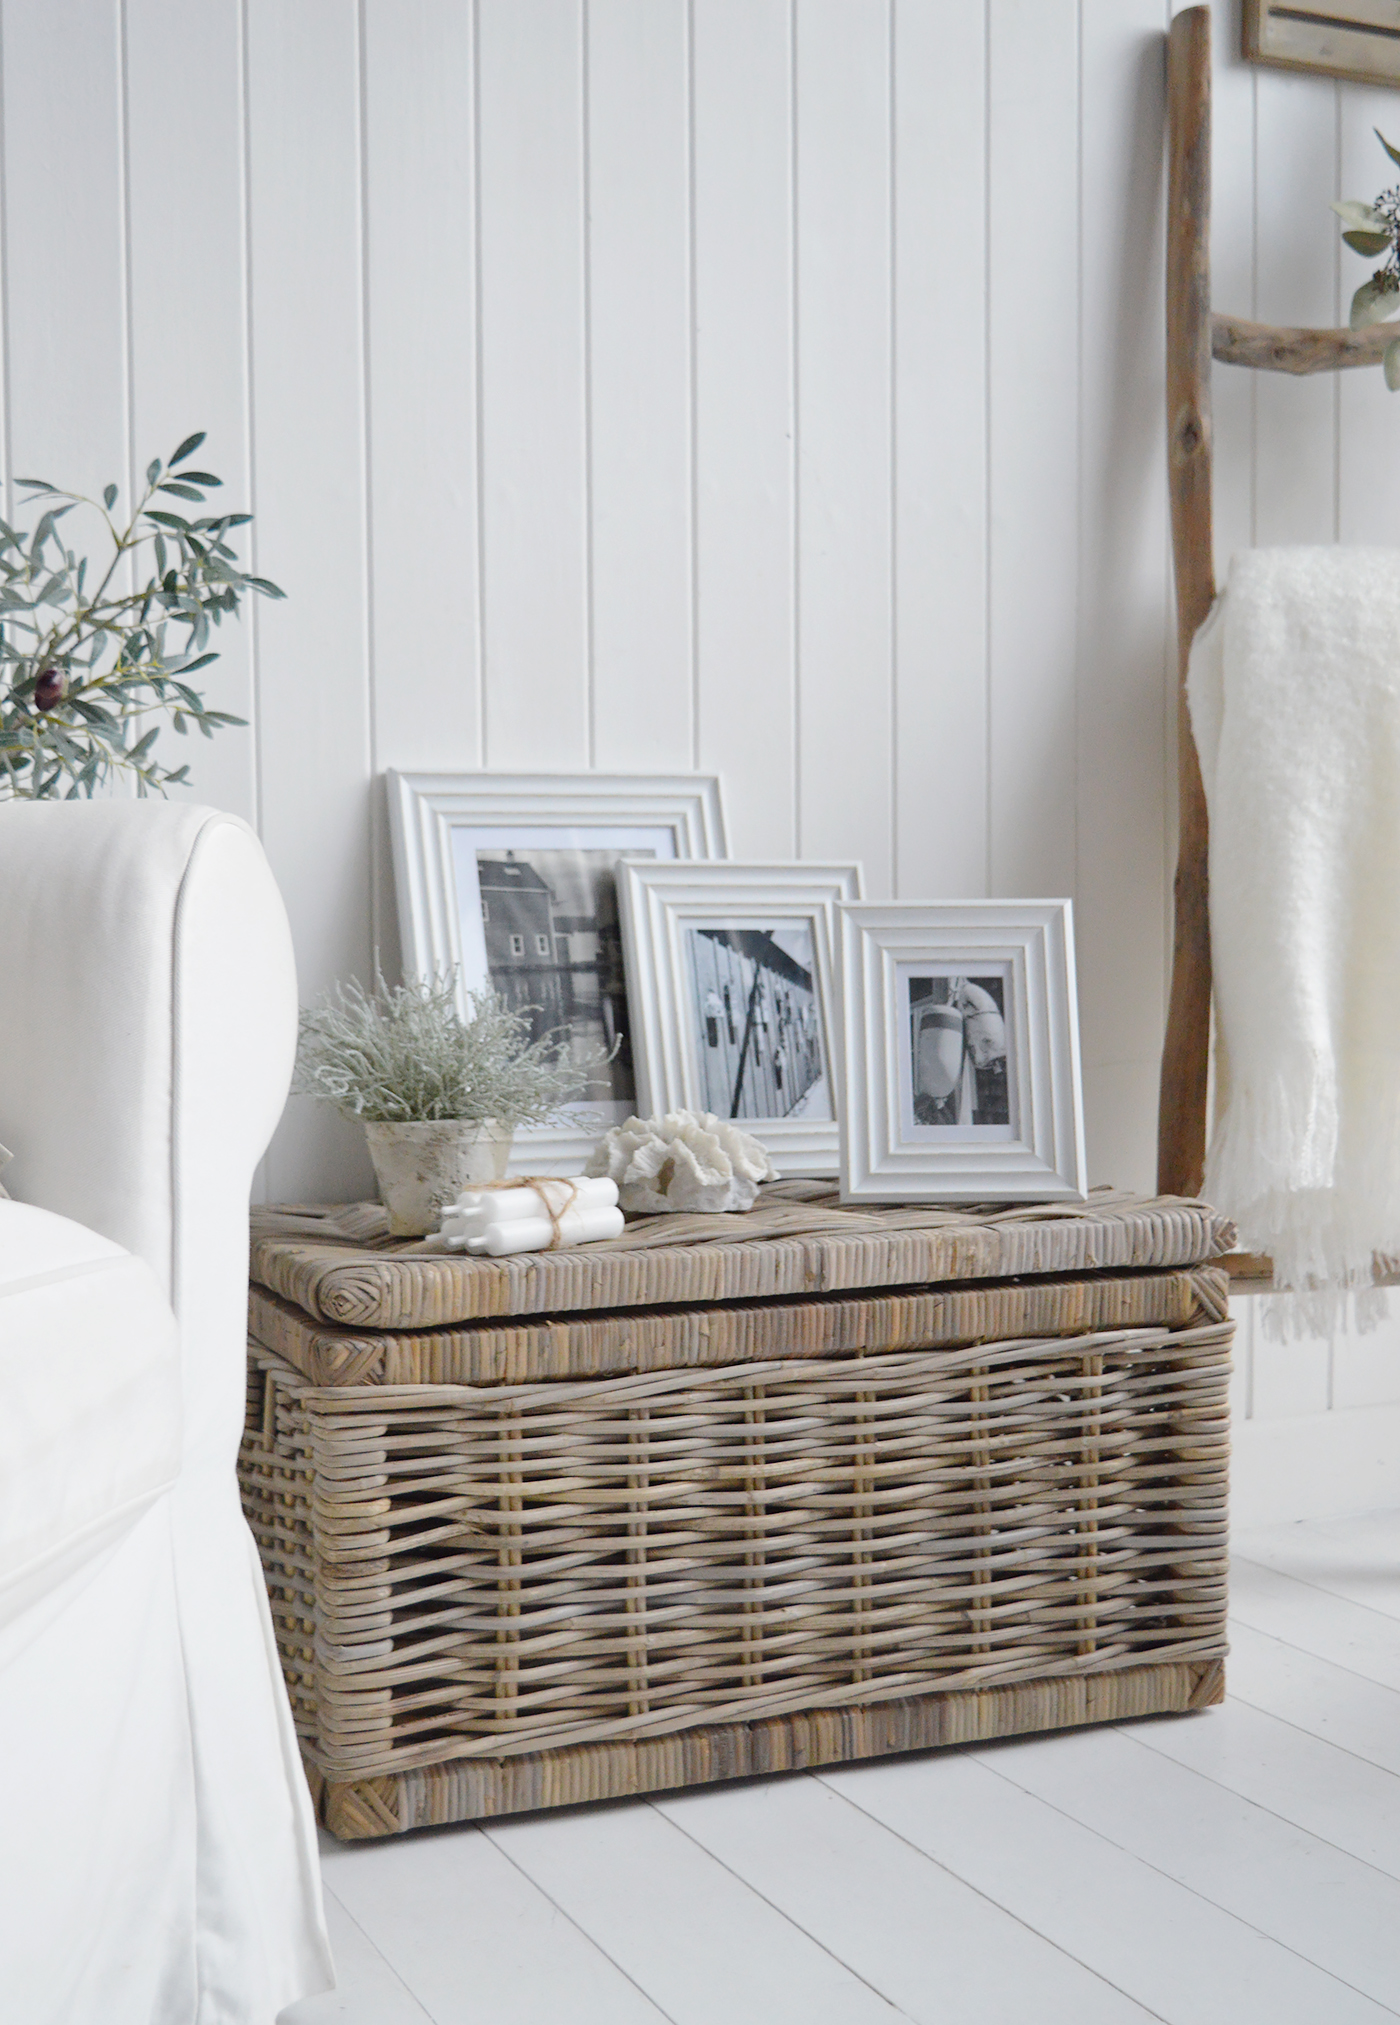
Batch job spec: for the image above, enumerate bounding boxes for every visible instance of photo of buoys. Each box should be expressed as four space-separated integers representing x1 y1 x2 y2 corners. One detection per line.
907 974 1012 1129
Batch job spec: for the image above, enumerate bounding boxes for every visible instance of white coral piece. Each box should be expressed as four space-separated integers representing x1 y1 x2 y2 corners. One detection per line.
585 1109 776 1214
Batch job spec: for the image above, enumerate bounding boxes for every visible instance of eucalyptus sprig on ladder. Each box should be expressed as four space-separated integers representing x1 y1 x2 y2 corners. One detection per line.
0 430 283 799
1334 130 1400 388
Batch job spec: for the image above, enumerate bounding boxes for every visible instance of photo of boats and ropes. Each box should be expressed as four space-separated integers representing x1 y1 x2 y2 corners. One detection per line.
685 921 831 1122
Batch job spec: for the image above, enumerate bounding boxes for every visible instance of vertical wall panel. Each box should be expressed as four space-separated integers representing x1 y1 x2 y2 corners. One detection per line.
793 0 892 892
1332 1301 1400 1409
125 0 255 826
1 0 126 505
476 0 589 768
986 0 1079 900
1075 0 1170 1193
245 0 373 1200
692 0 796 860
1253 70 1338 546
586 0 693 773
1250 1325 1332 1420
363 0 480 974
891 0 988 903
363 0 478 777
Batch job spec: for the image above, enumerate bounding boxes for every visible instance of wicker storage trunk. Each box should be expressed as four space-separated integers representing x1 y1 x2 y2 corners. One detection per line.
241 1182 1235 1841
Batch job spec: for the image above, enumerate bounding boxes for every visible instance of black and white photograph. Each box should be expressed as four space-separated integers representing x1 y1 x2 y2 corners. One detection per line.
837 902 1084 1204
906 972 1013 1131
685 920 830 1122
615 860 858 1173
472 846 642 1108
449 825 682 1121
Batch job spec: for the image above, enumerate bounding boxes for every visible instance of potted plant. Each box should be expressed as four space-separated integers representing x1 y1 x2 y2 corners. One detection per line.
0 432 281 798
293 971 603 1235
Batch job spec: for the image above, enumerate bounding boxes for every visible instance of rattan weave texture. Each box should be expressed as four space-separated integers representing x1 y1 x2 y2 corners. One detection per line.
242 1318 1231 1787
250 1185 1235 1331
248 1265 1230 1387
308 1658 1225 1836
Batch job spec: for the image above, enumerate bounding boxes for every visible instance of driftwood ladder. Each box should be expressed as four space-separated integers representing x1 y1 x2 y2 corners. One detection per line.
1158 5 1398 1208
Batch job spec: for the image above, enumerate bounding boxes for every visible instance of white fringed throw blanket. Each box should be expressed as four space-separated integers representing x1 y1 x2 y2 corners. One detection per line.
1188 547 1400 1310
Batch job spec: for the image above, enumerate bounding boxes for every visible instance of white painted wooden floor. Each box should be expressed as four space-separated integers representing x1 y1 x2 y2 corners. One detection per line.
282 1509 1400 2025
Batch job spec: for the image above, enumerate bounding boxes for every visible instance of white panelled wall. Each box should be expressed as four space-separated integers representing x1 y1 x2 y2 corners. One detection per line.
5 0 1400 1515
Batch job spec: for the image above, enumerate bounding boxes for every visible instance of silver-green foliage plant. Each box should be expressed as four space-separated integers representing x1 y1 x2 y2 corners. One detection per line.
0 431 283 798
1335 130 1400 389
293 971 603 1127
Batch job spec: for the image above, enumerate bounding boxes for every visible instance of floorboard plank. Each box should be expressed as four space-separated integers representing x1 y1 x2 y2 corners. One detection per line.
278 1888 436 2025
655 1772 1160 2024
821 1748 1396 2023
974 1723 1400 2009
484 1788 911 2025
1225 1619 1400 1777
1123 1696 1400 1880
1233 1512 1400 1620
1231 1557 1400 1691
318 1824 671 2025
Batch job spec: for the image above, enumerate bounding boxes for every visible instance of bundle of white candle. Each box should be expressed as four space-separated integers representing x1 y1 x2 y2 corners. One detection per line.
433 1175 623 1256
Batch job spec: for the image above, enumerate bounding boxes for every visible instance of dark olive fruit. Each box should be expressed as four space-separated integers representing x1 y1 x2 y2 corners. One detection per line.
33 667 63 712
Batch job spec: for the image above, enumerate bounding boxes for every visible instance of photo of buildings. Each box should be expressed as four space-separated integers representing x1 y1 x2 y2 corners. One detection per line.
476 848 638 1106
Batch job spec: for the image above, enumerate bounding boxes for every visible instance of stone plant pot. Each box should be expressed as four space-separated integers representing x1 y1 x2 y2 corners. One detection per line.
363 1117 514 1237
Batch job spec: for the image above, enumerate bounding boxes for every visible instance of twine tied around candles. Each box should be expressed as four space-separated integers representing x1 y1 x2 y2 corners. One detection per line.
462 1176 585 1248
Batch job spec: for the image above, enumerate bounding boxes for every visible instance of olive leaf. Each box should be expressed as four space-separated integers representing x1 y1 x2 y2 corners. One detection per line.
1344 229 1393 256
1385 338 1400 392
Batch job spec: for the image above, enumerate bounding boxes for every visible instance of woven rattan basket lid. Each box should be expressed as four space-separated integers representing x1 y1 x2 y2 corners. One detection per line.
250 1180 1235 1332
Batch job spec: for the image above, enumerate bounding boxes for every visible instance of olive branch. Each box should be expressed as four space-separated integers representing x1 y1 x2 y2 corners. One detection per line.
0 429 282 798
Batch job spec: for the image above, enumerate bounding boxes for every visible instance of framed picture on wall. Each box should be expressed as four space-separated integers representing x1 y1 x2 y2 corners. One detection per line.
835 900 1085 1203
1244 0 1400 90
386 771 728 1170
616 860 863 1176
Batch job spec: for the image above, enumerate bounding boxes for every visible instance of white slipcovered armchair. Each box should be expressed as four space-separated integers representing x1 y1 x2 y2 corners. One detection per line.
0 801 330 2022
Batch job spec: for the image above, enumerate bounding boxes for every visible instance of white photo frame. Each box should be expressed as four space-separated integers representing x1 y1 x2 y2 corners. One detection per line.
386 771 728 1170
617 860 863 1176
836 900 1086 1203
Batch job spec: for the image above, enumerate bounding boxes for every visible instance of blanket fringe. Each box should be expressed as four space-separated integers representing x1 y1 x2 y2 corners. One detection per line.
1259 1282 1391 1343
1207 1061 1400 1304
